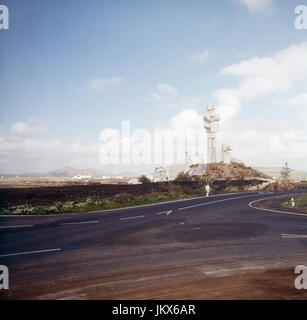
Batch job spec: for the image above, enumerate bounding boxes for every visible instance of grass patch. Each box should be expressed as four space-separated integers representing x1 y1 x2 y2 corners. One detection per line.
224 186 242 193
282 194 307 213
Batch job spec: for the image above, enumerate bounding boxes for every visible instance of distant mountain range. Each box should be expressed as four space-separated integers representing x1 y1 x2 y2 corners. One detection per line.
1 165 307 180
47 167 109 178
0 167 111 178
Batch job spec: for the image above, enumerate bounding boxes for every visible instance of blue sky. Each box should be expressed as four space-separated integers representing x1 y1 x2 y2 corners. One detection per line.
1 0 307 173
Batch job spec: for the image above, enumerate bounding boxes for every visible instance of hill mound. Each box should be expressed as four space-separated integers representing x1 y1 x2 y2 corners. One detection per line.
204 162 271 180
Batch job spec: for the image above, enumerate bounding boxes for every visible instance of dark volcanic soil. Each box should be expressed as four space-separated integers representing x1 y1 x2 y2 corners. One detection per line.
0 180 265 207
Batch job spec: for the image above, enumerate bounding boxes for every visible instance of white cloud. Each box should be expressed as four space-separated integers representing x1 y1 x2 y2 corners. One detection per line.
2 105 307 173
27 115 49 124
234 0 273 12
86 76 123 90
169 109 307 169
4 41 307 173
214 42 307 123
210 42 307 169
169 109 203 129
98 106 307 170
0 116 103 173
286 93 307 107
189 50 209 63
146 92 162 103
0 132 100 173
156 83 178 96
11 122 47 137
1 111 205 173
285 93 307 125
219 126 307 168
146 83 200 109
164 103 179 108
99 109 206 166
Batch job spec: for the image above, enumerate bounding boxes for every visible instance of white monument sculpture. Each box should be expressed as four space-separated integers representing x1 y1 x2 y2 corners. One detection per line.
204 105 220 163
222 144 232 164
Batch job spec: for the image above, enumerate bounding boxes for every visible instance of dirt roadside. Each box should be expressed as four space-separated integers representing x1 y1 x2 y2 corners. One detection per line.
1 266 306 300
112 267 307 300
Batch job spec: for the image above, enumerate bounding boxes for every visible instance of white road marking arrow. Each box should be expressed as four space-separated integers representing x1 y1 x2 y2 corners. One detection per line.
156 210 172 216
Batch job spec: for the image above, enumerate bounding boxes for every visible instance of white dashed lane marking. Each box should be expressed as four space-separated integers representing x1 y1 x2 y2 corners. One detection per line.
60 220 99 226
0 248 61 258
281 234 307 239
0 225 33 229
120 215 144 221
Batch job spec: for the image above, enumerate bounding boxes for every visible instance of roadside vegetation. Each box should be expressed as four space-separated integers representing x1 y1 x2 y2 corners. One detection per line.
0 183 205 216
138 175 151 184
0 177 271 216
280 162 291 180
282 194 307 213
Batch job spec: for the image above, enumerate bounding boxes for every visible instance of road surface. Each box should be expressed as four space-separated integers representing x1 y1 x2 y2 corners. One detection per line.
1 190 307 299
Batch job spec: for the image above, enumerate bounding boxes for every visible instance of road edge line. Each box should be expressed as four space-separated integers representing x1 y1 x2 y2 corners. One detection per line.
249 196 307 218
0 248 61 258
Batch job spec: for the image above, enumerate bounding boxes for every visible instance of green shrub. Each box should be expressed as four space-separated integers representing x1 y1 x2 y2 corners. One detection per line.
174 171 190 181
138 175 151 184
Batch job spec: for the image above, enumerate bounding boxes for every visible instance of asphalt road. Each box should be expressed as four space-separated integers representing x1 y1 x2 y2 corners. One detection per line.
1 190 307 299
